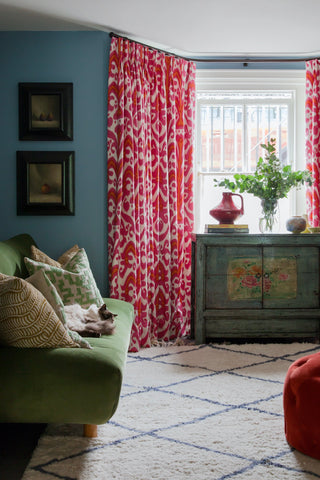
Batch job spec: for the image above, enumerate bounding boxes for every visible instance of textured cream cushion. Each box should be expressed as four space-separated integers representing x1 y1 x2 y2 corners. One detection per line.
0 273 79 348
31 245 61 268
31 244 79 268
58 245 79 265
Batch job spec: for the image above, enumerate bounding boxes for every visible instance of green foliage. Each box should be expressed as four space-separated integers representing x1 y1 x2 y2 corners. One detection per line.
214 139 313 205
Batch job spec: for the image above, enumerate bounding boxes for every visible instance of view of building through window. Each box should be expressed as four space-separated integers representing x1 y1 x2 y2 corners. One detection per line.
199 93 291 174
194 70 306 234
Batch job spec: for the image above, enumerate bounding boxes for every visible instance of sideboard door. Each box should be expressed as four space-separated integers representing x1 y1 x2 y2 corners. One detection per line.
262 246 319 308
206 246 263 309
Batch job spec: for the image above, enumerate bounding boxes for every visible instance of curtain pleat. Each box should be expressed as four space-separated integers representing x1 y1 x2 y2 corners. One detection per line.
107 37 196 351
306 60 320 226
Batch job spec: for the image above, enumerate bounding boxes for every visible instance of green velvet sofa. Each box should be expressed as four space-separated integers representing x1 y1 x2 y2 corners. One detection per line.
0 233 134 437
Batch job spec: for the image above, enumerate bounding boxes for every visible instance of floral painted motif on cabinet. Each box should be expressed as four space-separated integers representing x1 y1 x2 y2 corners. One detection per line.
227 257 297 300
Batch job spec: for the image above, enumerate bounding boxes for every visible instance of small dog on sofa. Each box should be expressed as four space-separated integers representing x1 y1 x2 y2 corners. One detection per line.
64 303 117 337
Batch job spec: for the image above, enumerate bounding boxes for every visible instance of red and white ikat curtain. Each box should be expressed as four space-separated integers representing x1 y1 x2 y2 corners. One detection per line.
107 37 196 351
306 60 320 226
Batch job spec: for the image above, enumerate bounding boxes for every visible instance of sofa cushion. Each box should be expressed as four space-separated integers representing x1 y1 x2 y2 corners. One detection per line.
26 270 91 349
25 248 103 308
31 245 61 268
0 273 79 348
31 244 79 268
58 244 79 265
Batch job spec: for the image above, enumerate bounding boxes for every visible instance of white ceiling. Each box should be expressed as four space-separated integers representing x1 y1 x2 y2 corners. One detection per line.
0 0 319 59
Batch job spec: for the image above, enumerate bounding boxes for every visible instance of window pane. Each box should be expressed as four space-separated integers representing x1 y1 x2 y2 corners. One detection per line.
247 104 289 170
224 107 234 172
200 107 210 172
279 106 288 165
236 107 243 171
196 90 293 233
200 104 245 173
212 106 221 171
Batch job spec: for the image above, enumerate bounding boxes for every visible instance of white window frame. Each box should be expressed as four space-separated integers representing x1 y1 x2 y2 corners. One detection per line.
195 69 306 234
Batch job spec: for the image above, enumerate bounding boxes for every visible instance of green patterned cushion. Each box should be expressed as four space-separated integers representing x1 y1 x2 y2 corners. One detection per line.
0 273 79 348
24 249 103 308
26 270 92 349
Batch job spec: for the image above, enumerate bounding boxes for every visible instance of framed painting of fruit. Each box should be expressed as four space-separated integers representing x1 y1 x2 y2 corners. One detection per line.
19 83 73 140
16 151 74 215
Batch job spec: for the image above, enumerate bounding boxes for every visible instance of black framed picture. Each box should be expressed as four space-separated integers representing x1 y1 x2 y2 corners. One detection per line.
19 83 73 140
17 151 75 215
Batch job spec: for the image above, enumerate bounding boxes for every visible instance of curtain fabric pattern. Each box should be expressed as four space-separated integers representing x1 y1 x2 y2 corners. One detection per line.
306 60 320 226
107 37 196 352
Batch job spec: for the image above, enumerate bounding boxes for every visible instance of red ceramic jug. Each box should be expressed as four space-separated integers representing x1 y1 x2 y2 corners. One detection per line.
209 192 244 224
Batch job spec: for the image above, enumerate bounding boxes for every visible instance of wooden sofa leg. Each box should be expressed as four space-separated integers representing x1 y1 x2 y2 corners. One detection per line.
83 424 98 438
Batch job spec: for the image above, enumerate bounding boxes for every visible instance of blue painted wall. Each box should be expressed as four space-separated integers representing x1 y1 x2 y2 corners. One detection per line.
0 31 110 295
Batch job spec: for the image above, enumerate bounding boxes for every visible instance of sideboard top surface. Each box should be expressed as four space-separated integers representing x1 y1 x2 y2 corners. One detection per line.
191 233 320 247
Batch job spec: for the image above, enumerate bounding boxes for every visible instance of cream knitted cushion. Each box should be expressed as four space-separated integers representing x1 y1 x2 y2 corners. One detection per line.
58 244 79 265
31 245 61 268
31 244 79 268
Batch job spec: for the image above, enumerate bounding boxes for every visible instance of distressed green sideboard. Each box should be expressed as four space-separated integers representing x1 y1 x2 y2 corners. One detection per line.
191 234 320 344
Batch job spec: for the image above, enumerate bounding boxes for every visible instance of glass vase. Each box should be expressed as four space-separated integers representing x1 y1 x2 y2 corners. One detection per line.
259 199 280 234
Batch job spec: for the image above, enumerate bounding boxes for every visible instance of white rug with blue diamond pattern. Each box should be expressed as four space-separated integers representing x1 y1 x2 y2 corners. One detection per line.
22 343 320 479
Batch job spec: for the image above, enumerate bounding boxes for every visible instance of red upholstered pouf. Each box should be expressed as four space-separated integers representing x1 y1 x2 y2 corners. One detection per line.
283 352 320 459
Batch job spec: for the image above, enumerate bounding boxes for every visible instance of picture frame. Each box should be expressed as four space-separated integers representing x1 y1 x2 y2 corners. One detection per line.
17 151 75 215
19 83 73 141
